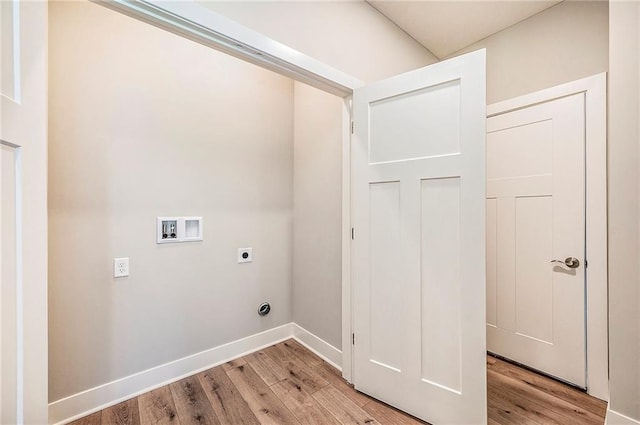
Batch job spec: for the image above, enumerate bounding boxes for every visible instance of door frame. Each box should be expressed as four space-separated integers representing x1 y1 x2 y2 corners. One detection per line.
487 73 608 400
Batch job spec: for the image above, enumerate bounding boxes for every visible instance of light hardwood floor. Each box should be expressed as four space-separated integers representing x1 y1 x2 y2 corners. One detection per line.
486 355 606 425
69 339 606 425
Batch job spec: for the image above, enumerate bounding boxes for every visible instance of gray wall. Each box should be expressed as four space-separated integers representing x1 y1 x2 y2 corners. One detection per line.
291 83 344 348
49 1 294 401
608 1 640 421
452 1 609 104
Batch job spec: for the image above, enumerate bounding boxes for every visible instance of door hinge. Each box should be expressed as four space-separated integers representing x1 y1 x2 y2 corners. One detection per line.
585 259 588 268
351 121 354 134
351 227 354 240
352 333 355 345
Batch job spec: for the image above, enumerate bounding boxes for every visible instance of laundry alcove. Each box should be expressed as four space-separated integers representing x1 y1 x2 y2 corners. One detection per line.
48 0 348 406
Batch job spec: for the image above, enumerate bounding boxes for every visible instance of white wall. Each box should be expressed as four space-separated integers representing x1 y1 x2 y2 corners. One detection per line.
607 1 640 422
48 1 294 402
0 1 49 422
452 1 609 104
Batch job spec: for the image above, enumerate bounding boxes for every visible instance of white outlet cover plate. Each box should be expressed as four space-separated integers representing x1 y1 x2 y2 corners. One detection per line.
114 257 129 277
238 248 252 263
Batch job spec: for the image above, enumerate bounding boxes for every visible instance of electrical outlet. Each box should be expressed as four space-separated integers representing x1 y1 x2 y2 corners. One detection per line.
238 248 252 263
114 257 129 278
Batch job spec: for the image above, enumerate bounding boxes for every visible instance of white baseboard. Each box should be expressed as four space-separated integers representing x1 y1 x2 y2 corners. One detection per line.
49 323 294 425
606 409 640 425
291 323 343 371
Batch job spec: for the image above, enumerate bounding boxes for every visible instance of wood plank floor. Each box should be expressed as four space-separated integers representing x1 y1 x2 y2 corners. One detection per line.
70 339 606 425
486 355 606 425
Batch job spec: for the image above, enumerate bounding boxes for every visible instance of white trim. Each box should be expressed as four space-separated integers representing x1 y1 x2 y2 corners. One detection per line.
13 145 23 424
606 409 640 425
93 0 362 97
341 96 353 383
292 324 342 371
49 323 294 425
487 73 609 400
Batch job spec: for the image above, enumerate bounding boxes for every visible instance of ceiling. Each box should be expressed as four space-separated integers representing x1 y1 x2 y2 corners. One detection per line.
367 0 562 59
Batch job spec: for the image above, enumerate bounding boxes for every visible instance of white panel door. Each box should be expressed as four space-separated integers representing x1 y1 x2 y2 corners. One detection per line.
352 50 486 425
486 93 586 387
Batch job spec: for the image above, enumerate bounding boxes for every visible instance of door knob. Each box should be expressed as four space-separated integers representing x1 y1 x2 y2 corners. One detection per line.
551 257 580 269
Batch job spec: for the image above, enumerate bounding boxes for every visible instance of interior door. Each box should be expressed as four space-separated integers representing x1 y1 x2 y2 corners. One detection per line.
352 50 487 424
486 93 586 387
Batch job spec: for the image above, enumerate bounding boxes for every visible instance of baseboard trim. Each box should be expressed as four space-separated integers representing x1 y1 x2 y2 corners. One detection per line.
606 409 640 425
292 323 342 371
49 323 294 425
